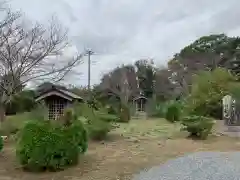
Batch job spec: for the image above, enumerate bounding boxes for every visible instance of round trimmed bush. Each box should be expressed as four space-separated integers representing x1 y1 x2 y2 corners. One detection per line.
16 120 88 172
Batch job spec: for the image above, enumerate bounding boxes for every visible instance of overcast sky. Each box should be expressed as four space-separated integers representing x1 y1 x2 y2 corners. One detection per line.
8 0 240 86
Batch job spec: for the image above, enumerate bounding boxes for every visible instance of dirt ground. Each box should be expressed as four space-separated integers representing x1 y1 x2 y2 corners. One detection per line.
1 119 240 180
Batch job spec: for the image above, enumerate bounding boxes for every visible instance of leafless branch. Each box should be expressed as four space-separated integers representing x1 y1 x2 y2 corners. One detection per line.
0 9 84 105
100 65 138 104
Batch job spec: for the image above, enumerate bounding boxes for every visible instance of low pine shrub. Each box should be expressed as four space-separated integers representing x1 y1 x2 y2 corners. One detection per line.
181 115 215 140
96 111 119 122
16 118 88 172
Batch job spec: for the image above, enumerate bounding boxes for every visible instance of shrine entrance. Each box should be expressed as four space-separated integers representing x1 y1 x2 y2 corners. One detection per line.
133 96 147 112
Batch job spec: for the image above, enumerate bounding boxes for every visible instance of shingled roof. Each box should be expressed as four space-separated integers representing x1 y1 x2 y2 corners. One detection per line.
35 85 83 102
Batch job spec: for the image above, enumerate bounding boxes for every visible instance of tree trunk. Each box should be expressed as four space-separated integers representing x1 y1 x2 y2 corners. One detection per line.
119 103 130 122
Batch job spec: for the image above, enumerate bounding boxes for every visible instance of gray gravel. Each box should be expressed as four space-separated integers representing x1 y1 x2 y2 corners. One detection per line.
132 152 240 180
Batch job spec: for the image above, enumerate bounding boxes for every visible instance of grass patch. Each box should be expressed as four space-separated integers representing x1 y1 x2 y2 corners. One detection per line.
112 118 182 139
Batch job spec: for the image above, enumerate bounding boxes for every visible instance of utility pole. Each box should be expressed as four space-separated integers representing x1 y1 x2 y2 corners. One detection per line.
86 50 94 91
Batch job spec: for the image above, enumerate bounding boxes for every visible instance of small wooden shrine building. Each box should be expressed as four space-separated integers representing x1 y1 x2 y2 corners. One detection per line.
132 93 147 112
35 85 83 120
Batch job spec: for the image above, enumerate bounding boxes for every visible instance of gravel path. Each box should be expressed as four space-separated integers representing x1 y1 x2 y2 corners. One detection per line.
132 152 240 180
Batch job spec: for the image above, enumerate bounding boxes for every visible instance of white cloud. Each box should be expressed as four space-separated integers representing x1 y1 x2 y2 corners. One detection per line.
9 0 240 86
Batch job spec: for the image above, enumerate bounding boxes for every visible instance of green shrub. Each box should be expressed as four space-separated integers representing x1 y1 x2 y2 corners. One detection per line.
95 112 119 122
16 119 88 172
0 136 3 152
93 106 119 122
59 108 78 126
78 103 96 123
86 119 112 141
165 101 181 122
181 115 215 139
150 102 168 118
86 98 102 110
78 102 113 140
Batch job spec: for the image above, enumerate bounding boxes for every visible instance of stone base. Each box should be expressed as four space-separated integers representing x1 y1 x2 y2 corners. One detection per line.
225 126 240 132
216 120 240 137
222 125 240 137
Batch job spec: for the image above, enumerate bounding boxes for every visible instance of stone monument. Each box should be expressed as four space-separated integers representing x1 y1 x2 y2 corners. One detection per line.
222 94 240 136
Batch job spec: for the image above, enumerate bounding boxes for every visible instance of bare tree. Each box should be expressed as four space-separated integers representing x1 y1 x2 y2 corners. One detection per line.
0 9 84 121
154 68 178 100
100 65 138 106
